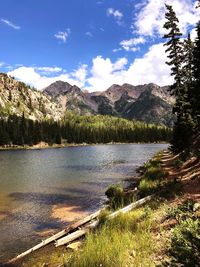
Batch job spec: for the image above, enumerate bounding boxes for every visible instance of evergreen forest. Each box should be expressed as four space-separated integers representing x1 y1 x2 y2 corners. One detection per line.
0 112 171 146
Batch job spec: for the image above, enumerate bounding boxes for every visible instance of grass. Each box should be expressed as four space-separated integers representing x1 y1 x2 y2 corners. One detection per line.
105 184 136 210
106 153 169 208
65 208 155 267
138 154 169 198
63 190 199 267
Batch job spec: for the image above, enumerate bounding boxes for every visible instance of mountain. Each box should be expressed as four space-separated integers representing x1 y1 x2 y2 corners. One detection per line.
119 87 174 126
43 81 98 115
0 73 63 120
43 81 175 126
0 72 175 126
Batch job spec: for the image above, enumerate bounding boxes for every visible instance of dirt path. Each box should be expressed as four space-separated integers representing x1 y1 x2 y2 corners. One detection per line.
161 151 200 202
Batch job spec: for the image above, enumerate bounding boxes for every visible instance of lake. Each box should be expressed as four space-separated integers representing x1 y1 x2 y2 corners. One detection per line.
0 144 168 263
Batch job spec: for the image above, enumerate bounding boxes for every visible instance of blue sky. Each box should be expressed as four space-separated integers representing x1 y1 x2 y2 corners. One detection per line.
0 0 199 91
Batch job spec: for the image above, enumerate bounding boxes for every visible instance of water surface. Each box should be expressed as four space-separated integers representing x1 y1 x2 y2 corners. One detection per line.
0 144 168 262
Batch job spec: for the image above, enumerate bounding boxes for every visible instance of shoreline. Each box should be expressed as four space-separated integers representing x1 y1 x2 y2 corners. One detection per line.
0 144 168 265
13 149 200 267
0 141 169 151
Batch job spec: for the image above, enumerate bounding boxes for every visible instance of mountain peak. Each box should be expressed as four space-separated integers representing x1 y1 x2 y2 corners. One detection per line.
43 80 73 97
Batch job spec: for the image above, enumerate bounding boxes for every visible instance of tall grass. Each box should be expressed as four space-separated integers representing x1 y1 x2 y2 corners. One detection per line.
105 184 136 210
65 209 155 267
138 154 169 197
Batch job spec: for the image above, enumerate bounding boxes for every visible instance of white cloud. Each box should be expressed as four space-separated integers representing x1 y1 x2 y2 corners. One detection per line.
107 8 123 25
54 28 71 43
113 58 128 71
125 42 173 86
86 56 126 91
112 48 122 53
71 64 88 84
1 18 20 30
120 37 146 51
133 0 199 37
85 31 93 37
86 43 173 92
0 62 5 67
36 67 62 73
8 64 88 90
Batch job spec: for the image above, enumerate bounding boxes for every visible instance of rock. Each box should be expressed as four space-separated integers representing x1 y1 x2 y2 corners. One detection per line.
130 249 136 258
193 203 200 211
66 241 82 251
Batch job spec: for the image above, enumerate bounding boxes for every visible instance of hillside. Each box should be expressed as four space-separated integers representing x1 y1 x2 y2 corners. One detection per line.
0 73 63 121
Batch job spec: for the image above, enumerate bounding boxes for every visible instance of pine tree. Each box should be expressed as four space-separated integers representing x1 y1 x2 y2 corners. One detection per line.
183 34 194 87
193 21 200 130
178 33 195 126
163 4 183 99
163 5 198 153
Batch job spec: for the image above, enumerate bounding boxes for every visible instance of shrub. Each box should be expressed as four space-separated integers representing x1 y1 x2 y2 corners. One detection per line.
172 158 183 168
167 199 199 222
170 218 200 266
138 179 158 197
105 184 135 210
144 167 167 181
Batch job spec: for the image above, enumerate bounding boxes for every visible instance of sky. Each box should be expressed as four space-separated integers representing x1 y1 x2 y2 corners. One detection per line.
0 0 199 91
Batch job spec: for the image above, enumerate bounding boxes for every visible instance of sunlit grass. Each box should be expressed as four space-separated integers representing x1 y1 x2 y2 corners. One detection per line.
65 209 155 267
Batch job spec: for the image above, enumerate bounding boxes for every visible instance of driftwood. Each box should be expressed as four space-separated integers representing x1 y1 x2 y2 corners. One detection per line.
55 220 99 247
7 208 105 264
108 194 153 219
55 195 154 247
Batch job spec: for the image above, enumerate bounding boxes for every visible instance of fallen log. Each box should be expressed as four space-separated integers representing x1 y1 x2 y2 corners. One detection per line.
55 220 99 247
55 194 154 247
7 208 105 264
108 194 153 219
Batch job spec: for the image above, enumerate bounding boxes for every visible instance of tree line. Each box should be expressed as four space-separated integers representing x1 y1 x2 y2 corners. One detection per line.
163 2 200 155
0 112 172 146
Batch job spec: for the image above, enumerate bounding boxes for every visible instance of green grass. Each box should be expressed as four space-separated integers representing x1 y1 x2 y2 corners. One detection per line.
65 209 155 267
138 154 169 197
105 184 136 210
